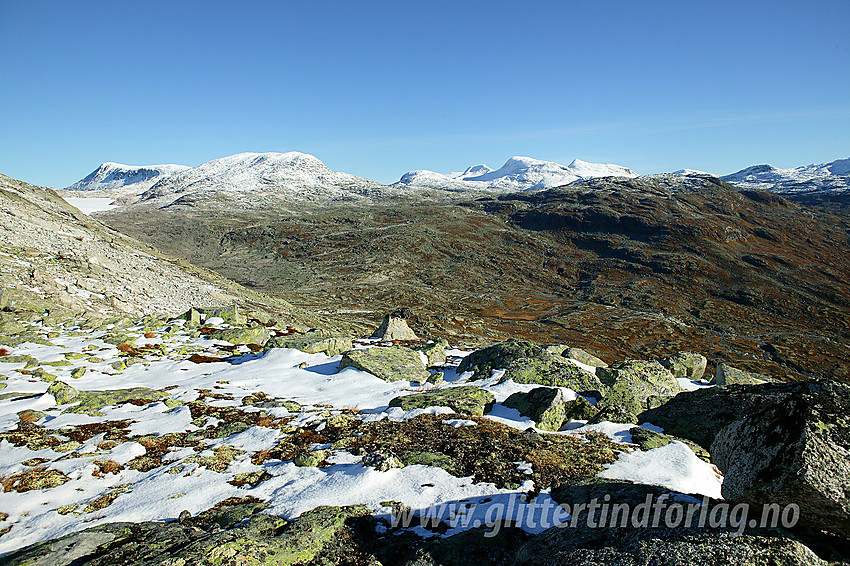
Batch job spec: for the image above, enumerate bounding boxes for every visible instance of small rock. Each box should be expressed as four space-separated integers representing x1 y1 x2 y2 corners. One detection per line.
293 450 328 467
362 450 401 472
660 351 707 380
504 387 566 431
389 386 495 416
713 363 773 386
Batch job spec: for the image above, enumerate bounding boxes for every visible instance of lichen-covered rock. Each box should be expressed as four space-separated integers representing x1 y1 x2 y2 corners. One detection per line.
204 304 248 326
208 326 271 346
589 403 640 425
371 308 418 341
293 450 328 467
458 340 603 393
504 387 565 431
596 360 682 415
564 396 598 422
339 346 428 382
427 371 444 386
417 338 448 367
710 379 850 540
389 386 495 416
713 363 773 386
48 380 79 404
266 331 352 357
661 352 707 380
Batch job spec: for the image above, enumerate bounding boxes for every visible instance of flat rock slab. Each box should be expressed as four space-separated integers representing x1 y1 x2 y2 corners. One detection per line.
389 386 495 416
208 326 271 346
339 346 428 382
266 333 352 356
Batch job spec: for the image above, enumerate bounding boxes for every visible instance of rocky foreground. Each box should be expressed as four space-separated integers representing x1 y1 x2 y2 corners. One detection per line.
0 305 847 565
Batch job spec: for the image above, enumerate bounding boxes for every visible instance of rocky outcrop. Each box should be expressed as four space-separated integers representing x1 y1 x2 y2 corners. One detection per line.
389 386 495 416
339 346 429 382
371 307 418 341
503 387 566 431
710 379 850 540
417 338 448 367
458 340 603 393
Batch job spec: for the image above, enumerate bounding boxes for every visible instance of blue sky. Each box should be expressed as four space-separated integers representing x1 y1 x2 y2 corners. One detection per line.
1 0 848 188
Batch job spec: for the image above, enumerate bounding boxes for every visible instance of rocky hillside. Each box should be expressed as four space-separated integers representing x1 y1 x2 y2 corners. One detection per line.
0 173 322 329
97 173 850 382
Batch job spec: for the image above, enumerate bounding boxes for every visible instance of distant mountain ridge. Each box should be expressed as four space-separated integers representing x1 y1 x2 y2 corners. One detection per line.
64 162 189 194
721 157 850 194
395 156 638 192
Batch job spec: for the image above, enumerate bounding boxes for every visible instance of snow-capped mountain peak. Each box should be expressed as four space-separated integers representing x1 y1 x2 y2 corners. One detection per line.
394 155 637 192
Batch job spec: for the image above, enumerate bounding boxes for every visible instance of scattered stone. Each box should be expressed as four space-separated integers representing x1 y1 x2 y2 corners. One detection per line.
660 351 707 380
389 386 495 416
371 307 418 341
503 387 566 431
339 346 428 382
70 367 87 379
48 380 79 404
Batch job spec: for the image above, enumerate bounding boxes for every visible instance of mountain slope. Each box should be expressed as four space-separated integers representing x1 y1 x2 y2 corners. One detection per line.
0 172 320 326
394 156 637 192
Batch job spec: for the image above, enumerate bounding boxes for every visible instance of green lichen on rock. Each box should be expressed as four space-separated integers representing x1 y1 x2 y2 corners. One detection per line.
564 395 598 422
458 340 604 393
0 354 39 368
48 381 165 415
660 351 708 380
504 387 566 431
389 386 495 416
209 326 271 346
70 367 87 379
596 359 682 415
339 346 428 382
265 331 352 357
417 338 449 367
48 380 79 404
713 363 774 386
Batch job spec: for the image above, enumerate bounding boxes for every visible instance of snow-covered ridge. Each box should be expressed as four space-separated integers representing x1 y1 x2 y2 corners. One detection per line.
65 162 190 193
721 157 850 194
394 156 637 192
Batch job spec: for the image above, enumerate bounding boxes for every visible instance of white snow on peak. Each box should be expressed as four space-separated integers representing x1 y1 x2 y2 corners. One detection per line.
140 151 383 203
672 168 710 176
65 162 190 193
394 155 637 192
722 156 850 194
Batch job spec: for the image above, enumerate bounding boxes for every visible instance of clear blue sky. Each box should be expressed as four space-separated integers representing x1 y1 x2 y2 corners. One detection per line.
1 0 848 188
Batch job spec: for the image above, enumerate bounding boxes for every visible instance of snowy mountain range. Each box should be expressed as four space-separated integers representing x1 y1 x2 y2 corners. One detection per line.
394 156 637 192
721 157 850 194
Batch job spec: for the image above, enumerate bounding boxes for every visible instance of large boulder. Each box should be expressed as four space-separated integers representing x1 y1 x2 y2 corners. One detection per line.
266 331 352 357
339 346 428 382
503 387 566 431
660 352 707 380
417 338 448 367
596 360 682 417
710 379 850 540
458 340 603 393
389 386 495 416
208 326 271 346
371 308 418 341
